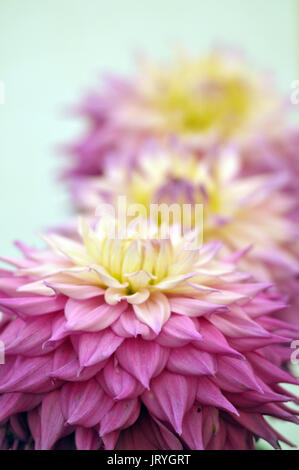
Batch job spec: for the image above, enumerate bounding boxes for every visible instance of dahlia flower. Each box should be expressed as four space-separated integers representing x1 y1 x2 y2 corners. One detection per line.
66 50 283 177
71 146 299 284
0 220 298 450
241 128 299 211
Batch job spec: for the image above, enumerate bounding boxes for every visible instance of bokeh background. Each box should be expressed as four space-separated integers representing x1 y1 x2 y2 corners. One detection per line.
0 0 298 449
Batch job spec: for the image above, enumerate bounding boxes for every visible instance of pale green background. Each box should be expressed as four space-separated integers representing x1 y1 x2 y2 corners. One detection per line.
0 0 298 449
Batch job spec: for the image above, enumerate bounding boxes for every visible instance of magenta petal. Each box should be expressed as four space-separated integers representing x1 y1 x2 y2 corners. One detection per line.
209 309 272 338
75 427 102 450
233 411 288 448
194 319 244 358
167 345 217 376
116 338 169 388
153 417 183 450
181 405 204 450
202 406 220 447
207 420 227 450
0 295 66 317
1 315 54 356
99 399 141 436
46 282 104 299
97 358 144 400
60 379 114 427
156 314 202 347
39 390 66 450
0 273 28 296
27 408 41 447
101 431 120 450
0 354 56 393
169 296 224 316
50 342 107 382
10 414 28 441
142 371 197 434
117 414 183 450
224 423 254 450
0 392 43 422
215 356 263 393
111 307 154 339
71 329 124 367
65 297 126 331
246 351 299 385
196 376 238 414
44 316 70 345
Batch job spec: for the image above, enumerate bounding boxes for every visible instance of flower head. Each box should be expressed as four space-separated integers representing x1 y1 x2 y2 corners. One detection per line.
0 221 297 450
66 50 283 177
73 146 299 282
117 51 281 139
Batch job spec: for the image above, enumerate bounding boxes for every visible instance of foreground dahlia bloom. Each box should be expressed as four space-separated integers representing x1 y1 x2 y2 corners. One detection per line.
66 50 283 177
0 220 298 450
72 147 299 283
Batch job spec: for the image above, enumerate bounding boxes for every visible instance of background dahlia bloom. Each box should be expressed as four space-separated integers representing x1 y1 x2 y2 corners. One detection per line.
65 50 283 178
0 220 298 450
71 147 299 284
241 128 299 215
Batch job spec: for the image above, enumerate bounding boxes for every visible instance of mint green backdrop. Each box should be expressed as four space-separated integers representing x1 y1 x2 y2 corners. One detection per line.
0 0 298 449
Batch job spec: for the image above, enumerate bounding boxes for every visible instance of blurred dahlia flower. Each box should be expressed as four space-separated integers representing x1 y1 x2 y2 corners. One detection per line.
72 147 299 284
241 128 299 210
0 219 298 450
65 50 283 177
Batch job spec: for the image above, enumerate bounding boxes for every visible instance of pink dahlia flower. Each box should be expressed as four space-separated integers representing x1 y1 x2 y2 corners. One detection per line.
70 147 299 284
241 128 299 214
64 50 283 178
0 220 298 450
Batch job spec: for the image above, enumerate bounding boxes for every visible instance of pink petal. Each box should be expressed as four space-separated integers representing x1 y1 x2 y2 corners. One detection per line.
233 411 290 448
71 329 124 367
10 414 28 442
99 399 141 436
246 351 299 385
39 390 66 450
0 295 66 317
102 431 120 450
156 314 202 347
202 406 220 448
0 354 57 393
97 358 144 400
142 371 197 434
169 296 226 316
116 338 169 388
111 307 155 339
0 315 54 356
167 345 217 376
65 297 126 331
196 376 238 414
214 356 263 393
75 427 102 450
194 318 244 359
50 342 107 382
0 392 43 422
133 292 170 334
27 408 41 447
209 308 272 338
60 379 114 427
46 282 104 299
181 405 204 450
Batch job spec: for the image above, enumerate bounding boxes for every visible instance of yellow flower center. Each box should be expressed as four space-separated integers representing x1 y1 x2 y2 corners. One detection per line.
136 54 267 138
